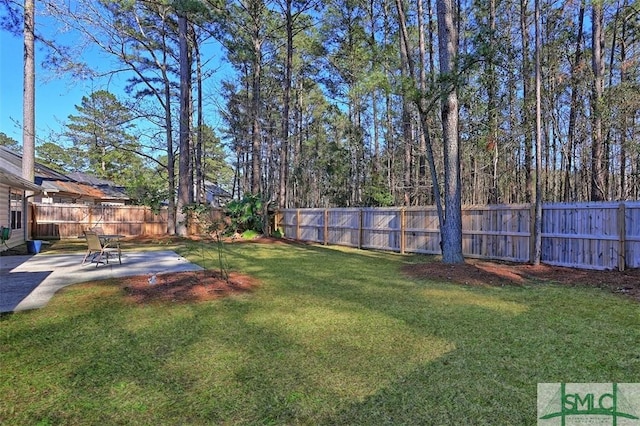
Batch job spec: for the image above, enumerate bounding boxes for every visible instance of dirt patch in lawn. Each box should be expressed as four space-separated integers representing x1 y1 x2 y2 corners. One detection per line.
121 270 259 305
402 259 640 302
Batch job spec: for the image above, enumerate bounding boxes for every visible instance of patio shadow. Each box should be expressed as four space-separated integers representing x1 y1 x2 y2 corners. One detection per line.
0 271 52 313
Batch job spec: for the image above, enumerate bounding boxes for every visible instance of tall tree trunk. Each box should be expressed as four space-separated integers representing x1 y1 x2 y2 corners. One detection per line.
372 92 380 176
292 79 303 206
533 0 542 265
520 0 534 203
164 78 176 234
251 15 263 196
119 6 177 234
194 33 204 204
22 0 36 182
436 0 464 263
487 0 499 204
563 1 585 202
22 0 35 238
417 0 428 205
386 85 395 200
402 104 412 206
590 0 606 201
604 3 620 198
428 0 435 86
395 0 444 218
507 63 518 202
278 0 293 209
22 0 35 184
176 14 192 236
397 11 413 206
356 109 365 205
370 0 381 179
619 0 629 199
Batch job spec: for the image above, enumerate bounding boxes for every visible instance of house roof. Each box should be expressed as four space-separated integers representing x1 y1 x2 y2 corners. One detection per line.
205 181 232 198
39 180 105 198
0 146 67 180
37 179 129 201
39 174 129 201
0 146 128 201
66 172 116 186
0 165 44 192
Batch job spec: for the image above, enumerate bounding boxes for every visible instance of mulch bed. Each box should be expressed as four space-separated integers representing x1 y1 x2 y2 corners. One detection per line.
121 270 259 305
401 258 640 302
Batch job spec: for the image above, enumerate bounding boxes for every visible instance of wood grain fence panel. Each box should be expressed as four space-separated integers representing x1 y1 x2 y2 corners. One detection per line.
298 209 325 243
361 208 401 251
32 203 168 239
625 203 640 268
278 210 298 239
541 203 622 270
460 205 531 262
327 209 360 247
404 208 440 254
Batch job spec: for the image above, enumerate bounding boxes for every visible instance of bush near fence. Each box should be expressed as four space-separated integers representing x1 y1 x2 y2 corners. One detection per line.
276 202 640 271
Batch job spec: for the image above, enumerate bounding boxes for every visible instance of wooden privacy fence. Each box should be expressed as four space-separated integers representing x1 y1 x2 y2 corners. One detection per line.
32 203 168 238
276 202 640 271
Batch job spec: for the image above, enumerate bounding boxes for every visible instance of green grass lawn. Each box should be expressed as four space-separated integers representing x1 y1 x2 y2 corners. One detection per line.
1 240 639 425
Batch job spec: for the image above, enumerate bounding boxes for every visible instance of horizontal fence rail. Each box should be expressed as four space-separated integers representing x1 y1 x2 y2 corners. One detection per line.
32 203 169 239
276 202 640 271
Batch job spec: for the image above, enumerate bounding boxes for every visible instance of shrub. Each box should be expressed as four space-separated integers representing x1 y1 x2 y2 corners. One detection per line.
225 194 264 234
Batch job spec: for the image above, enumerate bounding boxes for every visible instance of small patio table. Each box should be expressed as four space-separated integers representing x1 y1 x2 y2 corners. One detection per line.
98 234 124 246
99 235 124 257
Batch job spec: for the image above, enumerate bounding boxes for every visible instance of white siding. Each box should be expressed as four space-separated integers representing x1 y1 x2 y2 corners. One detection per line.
0 183 8 228
0 183 25 250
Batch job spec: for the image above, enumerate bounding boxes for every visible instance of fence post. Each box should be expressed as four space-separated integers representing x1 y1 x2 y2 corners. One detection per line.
529 203 536 264
273 210 279 234
30 203 36 240
296 209 301 240
618 202 626 272
400 208 406 254
358 209 363 249
324 209 328 245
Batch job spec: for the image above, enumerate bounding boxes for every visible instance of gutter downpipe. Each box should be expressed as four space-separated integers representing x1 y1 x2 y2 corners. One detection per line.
23 190 49 241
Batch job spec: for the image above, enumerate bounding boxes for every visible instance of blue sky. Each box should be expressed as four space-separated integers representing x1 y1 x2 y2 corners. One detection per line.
1 30 77 143
0 27 120 144
0 13 229 149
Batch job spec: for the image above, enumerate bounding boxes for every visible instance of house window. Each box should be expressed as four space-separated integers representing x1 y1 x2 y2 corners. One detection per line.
10 189 23 230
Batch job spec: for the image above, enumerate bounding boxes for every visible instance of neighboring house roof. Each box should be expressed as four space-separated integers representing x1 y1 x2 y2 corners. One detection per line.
66 172 115 186
0 165 44 192
205 181 232 198
39 180 108 199
0 146 128 202
37 178 129 202
0 146 67 181
42 171 129 201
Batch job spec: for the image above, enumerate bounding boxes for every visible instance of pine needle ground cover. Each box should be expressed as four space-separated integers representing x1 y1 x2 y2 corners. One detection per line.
1 241 639 424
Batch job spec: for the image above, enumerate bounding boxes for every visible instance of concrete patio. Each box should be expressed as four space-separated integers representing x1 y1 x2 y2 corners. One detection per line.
0 251 203 313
